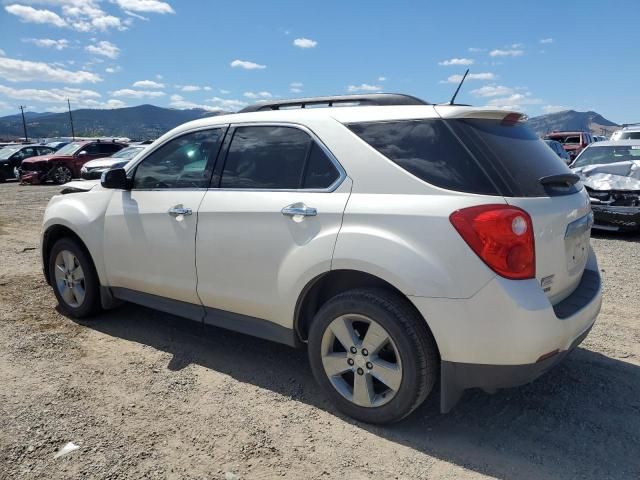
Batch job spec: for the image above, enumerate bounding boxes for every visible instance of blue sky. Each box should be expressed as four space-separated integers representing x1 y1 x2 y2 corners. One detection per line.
0 0 638 122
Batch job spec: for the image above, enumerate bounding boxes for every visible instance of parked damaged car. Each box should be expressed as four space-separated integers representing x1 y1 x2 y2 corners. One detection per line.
19 140 127 184
570 140 640 231
80 144 148 180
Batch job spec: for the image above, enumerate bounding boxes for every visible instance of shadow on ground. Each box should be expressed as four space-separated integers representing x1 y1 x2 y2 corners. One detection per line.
76 304 640 480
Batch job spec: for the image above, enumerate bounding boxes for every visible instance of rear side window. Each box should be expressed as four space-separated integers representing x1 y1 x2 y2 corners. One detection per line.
449 119 578 197
220 126 340 189
348 119 498 195
98 143 123 154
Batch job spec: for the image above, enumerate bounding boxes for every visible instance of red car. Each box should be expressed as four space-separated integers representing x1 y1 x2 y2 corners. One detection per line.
20 140 127 184
543 131 594 162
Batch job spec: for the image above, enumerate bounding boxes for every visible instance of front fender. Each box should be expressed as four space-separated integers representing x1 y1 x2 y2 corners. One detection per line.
42 189 114 285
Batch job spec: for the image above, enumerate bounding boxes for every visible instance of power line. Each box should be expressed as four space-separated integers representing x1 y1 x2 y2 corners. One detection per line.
67 99 76 140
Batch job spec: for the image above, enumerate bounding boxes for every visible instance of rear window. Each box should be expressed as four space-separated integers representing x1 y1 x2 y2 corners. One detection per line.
620 131 640 140
349 118 578 197
572 145 640 167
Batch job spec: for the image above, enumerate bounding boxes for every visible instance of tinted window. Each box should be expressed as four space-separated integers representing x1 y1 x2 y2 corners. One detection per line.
221 126 311 189
348 119 498 195
303 142 340 188
621 132 640 140
37 147 54 155
449 119 578 197
98 143 123 154
572 145 640 167
133 129 223 189
84 143 100 154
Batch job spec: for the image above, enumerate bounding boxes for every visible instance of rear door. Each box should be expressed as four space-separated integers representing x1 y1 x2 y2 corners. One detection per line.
195 124 350 325
446 117 593 303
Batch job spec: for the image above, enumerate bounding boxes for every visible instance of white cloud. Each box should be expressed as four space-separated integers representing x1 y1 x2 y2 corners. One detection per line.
489 49 524 57
540 37 554 44
244 91 272 99
155 74 163 79
123 10 148 21
207 96 247 110
61 2 124 32
542 105 567 114
468 47 485 52
443 72 495 83
293 37 317 48
485 93 543 111
470 84 515 97
85 40 120 59
219 89 230 94
105 66 121 74
290 88 302 93
289 82 303 93
510 43 524 49
133 79 164 88
230 59 266 70
23 38 69 50
181 85 200 92
0 84 100 103
378 76 386 81
0 55 102 83
113 0 175 14
5 4 67 27
170 94 247 111
203 86 212 91
438 58 474 66
347 83 382 93
111 88 165 98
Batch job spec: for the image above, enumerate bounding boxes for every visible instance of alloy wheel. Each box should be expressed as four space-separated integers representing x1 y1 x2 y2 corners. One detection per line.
53 166 72 184
53 250 86 308
320 314 403 408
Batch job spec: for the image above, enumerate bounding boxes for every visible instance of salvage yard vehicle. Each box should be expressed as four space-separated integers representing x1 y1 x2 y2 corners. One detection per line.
544 130 594 161
80 145 148 180
41 94 602 424
0 144 56 182
571 140 640 231
20 139 127 184
610 124 640 141
544 139 571 164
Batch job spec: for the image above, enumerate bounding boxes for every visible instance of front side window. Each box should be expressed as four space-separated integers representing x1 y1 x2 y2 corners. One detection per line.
220 125 339 189
133 129 224 189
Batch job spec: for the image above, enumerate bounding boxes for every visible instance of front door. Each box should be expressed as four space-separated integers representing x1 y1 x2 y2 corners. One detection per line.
103 127 226 305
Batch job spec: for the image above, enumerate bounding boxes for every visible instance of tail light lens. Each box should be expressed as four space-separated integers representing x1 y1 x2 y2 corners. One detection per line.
450 204 535 280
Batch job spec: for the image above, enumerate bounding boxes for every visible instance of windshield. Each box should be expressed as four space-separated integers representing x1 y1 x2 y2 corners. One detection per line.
620 131 640 140
0 146 21 159
545 135 580 144
572 145 640 167
111 146 145 159
55 142 83 155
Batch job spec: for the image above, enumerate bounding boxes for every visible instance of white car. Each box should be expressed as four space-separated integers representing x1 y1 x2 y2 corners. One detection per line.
611 124 640 141
41 94 602 424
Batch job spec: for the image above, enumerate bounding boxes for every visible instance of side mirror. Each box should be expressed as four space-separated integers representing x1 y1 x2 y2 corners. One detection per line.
78 150 88 157
101 168 129 189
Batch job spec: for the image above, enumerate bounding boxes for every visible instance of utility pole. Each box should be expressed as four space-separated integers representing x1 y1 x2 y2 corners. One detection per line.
67 99 76 140
19 105 28 142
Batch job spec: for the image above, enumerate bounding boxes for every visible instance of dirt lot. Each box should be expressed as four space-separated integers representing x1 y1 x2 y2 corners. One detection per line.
1 181 639 480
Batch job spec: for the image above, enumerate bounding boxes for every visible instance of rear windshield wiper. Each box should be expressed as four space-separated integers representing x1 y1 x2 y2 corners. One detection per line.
539 173 580 187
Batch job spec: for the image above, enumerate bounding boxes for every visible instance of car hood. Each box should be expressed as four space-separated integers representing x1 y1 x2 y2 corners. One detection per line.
572 160 640 191
83 157 127 168
59 179 101 193
22 154 71 164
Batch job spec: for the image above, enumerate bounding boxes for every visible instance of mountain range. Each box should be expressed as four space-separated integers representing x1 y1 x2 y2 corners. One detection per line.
0 104 620 141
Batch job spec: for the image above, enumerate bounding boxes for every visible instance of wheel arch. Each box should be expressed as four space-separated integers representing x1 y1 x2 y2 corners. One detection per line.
294 269 439 355
42 224 91 285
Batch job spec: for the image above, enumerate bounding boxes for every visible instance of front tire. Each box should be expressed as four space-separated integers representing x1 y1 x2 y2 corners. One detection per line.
308 288 439 424
51 165 73 184
48 238 101 318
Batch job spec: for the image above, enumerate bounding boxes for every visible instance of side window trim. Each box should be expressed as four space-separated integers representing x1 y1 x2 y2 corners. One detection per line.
130 125 229 191
212 122 346 192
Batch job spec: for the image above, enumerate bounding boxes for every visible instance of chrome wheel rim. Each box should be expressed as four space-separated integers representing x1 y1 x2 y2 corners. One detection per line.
54 166 72 183
54 250 86 308
321 314 402 408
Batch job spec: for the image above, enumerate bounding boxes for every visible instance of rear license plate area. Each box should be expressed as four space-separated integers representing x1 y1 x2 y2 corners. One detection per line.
565 212 594 275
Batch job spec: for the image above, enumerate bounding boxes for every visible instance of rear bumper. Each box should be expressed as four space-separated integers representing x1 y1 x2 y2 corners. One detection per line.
591 204 640 231
410 248 602 412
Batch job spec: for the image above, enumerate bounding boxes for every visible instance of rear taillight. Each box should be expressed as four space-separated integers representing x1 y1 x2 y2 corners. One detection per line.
450 204 535 280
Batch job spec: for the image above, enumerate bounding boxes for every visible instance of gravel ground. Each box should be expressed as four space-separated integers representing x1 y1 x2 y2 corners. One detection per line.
1 181 639 480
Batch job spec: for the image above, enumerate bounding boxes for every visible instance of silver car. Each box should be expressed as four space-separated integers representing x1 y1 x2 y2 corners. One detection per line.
80 145 148 180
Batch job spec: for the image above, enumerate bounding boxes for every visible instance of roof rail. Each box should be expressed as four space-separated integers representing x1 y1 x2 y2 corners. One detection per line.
239 93 428 113
622 122 640 128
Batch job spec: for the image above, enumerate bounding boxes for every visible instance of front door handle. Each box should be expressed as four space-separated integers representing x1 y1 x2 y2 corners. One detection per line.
281 203 317 217
168 205 192 216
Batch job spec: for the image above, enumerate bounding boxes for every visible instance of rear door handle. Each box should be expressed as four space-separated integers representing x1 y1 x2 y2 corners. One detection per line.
168 205 192 216
281 204 317 217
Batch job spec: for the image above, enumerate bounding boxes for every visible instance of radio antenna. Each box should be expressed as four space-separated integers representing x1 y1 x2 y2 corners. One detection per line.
449 69 469 105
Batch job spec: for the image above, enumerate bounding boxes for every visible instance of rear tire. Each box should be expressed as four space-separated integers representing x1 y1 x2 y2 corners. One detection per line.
48 238 101 318
308 288 438 424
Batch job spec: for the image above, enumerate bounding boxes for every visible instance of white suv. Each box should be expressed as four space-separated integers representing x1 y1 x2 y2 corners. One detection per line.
41 94 602 424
